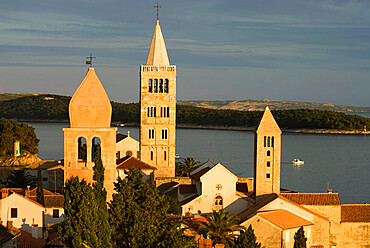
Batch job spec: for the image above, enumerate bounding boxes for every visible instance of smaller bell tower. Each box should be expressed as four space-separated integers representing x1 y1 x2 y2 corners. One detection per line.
254 106 281 200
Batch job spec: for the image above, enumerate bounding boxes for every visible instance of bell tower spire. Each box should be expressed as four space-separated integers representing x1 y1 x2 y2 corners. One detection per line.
140 8 176 177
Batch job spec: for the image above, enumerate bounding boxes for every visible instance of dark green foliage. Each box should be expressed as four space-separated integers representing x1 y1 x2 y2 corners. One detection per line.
1 94 368 131
233 225 262 248
109 169 196 248
6 169 36 188
198 210 244 248
92 146 112 248
294 227 307 248
36 166 45 206
0 118 39 156
57 177 99 248
175 157 201 177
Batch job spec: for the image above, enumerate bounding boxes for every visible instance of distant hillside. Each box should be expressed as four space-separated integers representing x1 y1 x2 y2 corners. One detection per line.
0 94 369 132
178 99 370 113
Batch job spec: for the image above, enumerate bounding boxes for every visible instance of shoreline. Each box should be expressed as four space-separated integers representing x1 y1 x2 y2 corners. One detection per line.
15 119 369 135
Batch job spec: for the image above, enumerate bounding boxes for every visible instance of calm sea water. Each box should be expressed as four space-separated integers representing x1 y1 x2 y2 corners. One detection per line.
29 121 369 204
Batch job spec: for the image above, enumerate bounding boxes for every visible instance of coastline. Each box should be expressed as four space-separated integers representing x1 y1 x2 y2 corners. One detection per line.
15 120 369 135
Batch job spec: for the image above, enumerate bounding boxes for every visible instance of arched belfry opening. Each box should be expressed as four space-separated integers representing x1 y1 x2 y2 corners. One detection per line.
92 137 101 162
77 137 87 162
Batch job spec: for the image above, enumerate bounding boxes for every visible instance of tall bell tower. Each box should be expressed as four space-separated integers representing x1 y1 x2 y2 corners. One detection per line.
139 17 176 177
254 106 281 200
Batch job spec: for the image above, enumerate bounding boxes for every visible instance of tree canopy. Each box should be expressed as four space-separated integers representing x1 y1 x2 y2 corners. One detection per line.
294 227 307 248
233 225 262 248
0 118 39 156
6 169 36 188
175 157 201 177
108 169 196 248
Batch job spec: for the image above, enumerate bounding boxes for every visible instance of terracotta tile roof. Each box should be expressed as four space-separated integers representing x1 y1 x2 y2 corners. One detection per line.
180 194 201 206
157 182 179 194
182 215 207 231
0 225 19 245
116 133 128 143
116 156 156 170
238 194 279 223
19 230 47 248
28 188 60 197
179 184 197 194
29 195 64 208
0 188 25 199
280 193 341 205
341 204 370 223
190 167 211 181
259 209 313 229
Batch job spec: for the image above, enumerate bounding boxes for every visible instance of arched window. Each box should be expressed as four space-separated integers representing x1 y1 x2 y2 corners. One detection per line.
164 150 167 161
271 136 274 147
164 79 169 93
148 79 153 93
78 137 87 162
267 150 271 156
92 137 101 162
161 129 168 139
147 107 150 117
159 79 163 93
267 161 271 167
267 136 271 147
150 151 154 161
154 79 158 93
264 136 267 147
214 195 223 210
126 150 132 157
154 107 156 117
149 129 155 139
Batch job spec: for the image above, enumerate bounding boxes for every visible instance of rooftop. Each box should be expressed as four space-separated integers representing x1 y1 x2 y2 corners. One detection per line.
341 204 370 223
259 209 313 229
281 193 341 205
116 156 156 170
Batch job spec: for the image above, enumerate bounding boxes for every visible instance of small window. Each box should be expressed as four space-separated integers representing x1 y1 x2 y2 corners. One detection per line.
116 151 120 159
150 151 154 161
159 79 163 93
267 161 270 167
266 173 270 178
164 151 167 161
53 209 59 218
148 79 153 93
214 195 223 207
126 151 132 157
167 107 169 117
149 129 155 139
264 136 267 147
164 79 169 93
267 150 270 156
11 208 17 218
161 130 168 139
271 136 274 147
267 136 271 147
154 79 158 93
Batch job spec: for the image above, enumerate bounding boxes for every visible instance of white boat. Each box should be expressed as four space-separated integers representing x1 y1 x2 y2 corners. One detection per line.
292 159 304 165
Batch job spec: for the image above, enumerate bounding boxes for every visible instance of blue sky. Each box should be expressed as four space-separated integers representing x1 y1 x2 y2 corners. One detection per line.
0 0 369 106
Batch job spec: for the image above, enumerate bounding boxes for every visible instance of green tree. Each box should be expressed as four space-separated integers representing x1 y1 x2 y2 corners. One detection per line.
294 227 307 248
198 210 244 248
57 177 99 248
92 146 112 248
175 157 201 177
233 225 262 248
0 118 39 156
36 165 44 206
6 169 36 188
109 169 196 248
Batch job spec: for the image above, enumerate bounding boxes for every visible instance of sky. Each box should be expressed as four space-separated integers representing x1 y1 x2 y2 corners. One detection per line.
0 0 369 106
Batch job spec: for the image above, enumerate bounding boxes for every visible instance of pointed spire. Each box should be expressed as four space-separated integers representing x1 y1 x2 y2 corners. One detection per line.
256 106 281 134
146 20 170 66
69 67 112 128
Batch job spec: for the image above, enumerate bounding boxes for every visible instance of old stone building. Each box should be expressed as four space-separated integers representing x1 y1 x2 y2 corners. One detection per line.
139 19 177 178
63 67 117 198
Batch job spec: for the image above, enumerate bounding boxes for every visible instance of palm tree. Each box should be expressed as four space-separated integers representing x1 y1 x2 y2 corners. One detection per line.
175 157 201 177
198 210 244 248
6 169 36 188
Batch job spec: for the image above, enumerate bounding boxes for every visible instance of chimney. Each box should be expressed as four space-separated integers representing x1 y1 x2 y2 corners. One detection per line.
6 221 13 230
25 185 31 198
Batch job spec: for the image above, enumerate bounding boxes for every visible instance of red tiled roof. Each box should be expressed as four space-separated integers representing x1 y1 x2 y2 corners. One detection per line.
259 209 313 229
28 188 60 197
281 193 341 205
179 184 197 194
190 167 211 181
238 194 279 223
29 195 64 208
116 156 156 170
180 194 201 206
19 230 47 248
116 133 128 143
341 204 370 223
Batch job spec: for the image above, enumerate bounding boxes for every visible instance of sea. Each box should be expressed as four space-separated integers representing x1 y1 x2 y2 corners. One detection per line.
27 113 370 204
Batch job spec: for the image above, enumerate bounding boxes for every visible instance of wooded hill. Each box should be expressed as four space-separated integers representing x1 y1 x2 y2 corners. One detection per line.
0 94 369 131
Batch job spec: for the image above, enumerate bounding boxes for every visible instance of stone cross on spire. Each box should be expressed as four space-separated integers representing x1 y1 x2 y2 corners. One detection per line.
154 3 161 21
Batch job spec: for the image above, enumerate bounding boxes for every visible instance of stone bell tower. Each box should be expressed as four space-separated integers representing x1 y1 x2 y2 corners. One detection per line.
139 19 176 177
254 106 281 199
63 67 117 197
